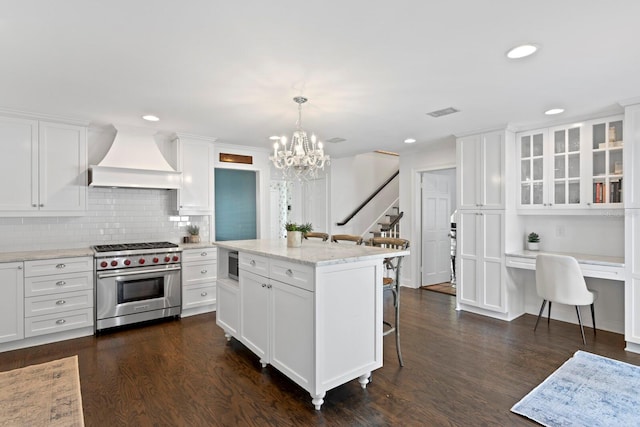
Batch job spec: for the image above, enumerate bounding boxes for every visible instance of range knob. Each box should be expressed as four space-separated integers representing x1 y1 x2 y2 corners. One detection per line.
164 256 171 262
100 261 108 268
111 260 118 267
172 255 179 262
124 259 131 266
153 257 159 263
139 258 146 265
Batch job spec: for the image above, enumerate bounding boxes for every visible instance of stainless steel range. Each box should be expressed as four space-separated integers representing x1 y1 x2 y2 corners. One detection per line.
94 242 182 331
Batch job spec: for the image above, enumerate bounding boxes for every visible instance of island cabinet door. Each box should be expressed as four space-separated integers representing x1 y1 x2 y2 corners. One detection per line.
269 279 314 391
239 270 270 361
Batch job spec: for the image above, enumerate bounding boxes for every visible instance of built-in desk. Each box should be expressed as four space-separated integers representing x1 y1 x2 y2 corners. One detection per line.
506 250 624 281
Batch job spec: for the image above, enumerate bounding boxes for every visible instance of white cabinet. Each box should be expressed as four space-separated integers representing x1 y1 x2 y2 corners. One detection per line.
457 131 505 210
23 257 93 338
181 247 217 317
0 116 87 215
458 211 507 313
175 135 214 214
0 262 24 344
216 278 239 339
516 115 624 211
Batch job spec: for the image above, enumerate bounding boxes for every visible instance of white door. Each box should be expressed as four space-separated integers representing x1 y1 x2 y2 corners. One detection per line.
421 172 452 286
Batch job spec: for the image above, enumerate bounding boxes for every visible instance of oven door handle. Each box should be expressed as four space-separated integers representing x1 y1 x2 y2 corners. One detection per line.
97 266 181 279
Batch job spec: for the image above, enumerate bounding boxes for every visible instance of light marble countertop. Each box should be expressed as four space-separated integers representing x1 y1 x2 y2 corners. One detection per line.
506 250 624 267
215 239 410 266
0 247 95 263
179 242 217 250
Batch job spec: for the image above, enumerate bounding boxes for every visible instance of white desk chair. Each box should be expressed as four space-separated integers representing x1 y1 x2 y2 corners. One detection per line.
534 253 597 345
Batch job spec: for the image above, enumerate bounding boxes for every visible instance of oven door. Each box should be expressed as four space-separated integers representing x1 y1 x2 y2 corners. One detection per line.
96 265 181 321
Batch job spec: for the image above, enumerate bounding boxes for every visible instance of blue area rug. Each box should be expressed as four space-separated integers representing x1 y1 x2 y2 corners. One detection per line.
511 350 640 427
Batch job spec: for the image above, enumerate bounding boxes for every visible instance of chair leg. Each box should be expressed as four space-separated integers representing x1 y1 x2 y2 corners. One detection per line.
395 286 404 367
547 301 552 325
590 303 596 335
576 306 587 345
534 300 547 332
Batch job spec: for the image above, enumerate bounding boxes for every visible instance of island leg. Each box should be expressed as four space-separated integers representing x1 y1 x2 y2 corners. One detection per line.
358 372 371 389
311 392 326 410
224 332 232 342
260 359 267 368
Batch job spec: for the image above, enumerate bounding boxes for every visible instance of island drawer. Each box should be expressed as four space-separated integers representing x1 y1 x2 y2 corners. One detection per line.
239 253 269 277
24 257 93 277
182 248 217 263
270 260 314 291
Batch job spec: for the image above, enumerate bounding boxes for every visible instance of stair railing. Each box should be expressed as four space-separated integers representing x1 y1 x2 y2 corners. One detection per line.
381 211 403 238
336 170 399 226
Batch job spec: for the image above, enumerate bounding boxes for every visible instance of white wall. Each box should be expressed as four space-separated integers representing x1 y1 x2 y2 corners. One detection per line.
330 152 399 236
399 137 457 288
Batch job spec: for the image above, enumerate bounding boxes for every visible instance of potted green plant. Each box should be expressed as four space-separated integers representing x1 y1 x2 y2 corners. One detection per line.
285 222 312 248
527 232 540 251
187 225 200 243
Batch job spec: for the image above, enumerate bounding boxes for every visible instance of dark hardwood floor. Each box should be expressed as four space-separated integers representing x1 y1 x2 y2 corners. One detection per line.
1 289 639 426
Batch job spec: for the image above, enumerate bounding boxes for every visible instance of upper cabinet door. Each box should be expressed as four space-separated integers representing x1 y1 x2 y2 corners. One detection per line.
457 131 505 210
548 124 582 208
177 136 214 214
587 116 624 206
38 121 87 212
517 129 547 209
0 116 38 211
624 105 640 208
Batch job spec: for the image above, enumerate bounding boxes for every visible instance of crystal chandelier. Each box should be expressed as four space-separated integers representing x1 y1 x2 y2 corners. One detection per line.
270 96 330 180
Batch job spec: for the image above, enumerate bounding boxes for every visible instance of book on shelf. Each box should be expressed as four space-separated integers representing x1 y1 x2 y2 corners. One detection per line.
593 182 605 203
610 179 622 203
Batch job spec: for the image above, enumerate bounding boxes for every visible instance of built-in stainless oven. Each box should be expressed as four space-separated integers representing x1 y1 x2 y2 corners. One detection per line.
94 242 182 331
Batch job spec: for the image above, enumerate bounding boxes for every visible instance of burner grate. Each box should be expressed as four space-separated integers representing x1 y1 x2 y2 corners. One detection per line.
93 241 179 253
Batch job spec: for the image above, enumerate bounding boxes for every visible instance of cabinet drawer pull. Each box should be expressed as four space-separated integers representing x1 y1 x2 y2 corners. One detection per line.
250 260 256 266
56 300 66 305
261 283 267 288
56 281 66 286
201 292 208 297
285 269 293 277
56 319 66 325
201 252 208 256
267 284 272 289
201 269 208 274
56 263 66 269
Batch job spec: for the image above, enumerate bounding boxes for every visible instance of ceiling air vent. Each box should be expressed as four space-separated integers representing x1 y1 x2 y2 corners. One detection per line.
326 137 347 143
427 107 460 118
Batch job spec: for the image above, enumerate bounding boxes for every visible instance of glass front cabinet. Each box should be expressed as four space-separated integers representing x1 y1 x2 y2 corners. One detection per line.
517 115 623 211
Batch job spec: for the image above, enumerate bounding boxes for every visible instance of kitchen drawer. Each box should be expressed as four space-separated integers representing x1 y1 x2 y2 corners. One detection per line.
183 262 217 285
270 260 314 291
25 271 93 297
239 252 269 277
25 256 93 277
182 247 217 263
183 283 216 309
25 289 93 318
25 307 93 338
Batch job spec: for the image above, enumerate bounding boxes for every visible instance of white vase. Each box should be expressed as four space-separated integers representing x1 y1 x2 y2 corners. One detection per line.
527 242 539 251
287 231 302 248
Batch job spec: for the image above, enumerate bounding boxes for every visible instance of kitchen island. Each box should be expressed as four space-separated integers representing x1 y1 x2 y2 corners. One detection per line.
214 239 409 410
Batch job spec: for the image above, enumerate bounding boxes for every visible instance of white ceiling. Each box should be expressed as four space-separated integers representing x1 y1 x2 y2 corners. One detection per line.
2 1 640 157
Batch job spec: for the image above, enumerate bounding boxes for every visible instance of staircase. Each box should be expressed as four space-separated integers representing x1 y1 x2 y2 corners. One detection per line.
368 205 402 240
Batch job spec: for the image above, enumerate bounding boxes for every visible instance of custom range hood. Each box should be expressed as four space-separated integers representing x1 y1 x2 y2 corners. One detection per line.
89 126 181 189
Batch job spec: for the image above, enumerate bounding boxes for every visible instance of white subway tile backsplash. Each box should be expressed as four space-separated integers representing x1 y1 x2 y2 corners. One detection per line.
0 187 209 252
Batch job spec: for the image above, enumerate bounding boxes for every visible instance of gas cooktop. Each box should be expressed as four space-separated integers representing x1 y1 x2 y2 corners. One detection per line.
93 241 179 253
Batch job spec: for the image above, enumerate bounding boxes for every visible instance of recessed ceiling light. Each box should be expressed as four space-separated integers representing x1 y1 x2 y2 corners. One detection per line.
544 108 565 115
404 138 416 144
142 115 160 122
506 44 538 59
269 135 281 140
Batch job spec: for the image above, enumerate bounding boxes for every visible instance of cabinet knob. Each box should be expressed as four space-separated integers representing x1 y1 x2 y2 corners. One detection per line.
56 280 66 286
285 269 293 276
17 265 23 270
250 260 256 266
201 252 207 256
39 204 44 207
32 204 37 207
201 269 207 274
267 284 272 289
56 300 66 305
200 292 208 297
56 319 66 325
56 264 66 269
587 202 592 206
261 283 267 288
